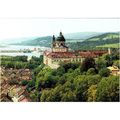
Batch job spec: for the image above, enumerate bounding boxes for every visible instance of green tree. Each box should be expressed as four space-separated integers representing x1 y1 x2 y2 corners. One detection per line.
103 54 113 66
60 62 79 72
40 82 76 102
87 68 96 75
73 68 81 76
30 91 40 102
56 66 65 76
99 68 110 77
61 91 77 101
87 75 101 86
40 85 62 102
40 89 51 102
74 75 88 101
13 56 27 62
21 80 29 86
36 67 57 90
81 57 95 72
74 75 101 101
96 58 107 70
96 76 119 101
33 64 45 76
87 85 97 102
113 60 120 68
27 80 35 91
57 75 67 85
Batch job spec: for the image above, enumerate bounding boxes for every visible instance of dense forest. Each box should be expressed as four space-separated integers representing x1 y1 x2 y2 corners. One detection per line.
28 54 119 102
29 53 119 102
1 51 119 102
1 55 43 69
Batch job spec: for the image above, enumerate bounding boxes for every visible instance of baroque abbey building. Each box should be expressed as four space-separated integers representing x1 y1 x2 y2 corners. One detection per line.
43 32 107 69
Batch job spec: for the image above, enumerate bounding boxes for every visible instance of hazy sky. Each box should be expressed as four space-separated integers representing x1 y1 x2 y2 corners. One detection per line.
0 18 119 41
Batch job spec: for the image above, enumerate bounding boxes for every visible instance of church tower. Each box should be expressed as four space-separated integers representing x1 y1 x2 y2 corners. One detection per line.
52 32 68 52
52 35 56 48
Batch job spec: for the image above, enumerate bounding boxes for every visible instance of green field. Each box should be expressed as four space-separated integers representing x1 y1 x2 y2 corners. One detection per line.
97 43 120 48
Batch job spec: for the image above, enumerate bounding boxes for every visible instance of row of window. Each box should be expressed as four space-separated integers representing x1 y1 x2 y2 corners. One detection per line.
52 58 82 63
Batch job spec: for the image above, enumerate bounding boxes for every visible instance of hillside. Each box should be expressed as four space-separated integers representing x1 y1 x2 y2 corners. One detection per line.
97 43 120 48
0 37 37 45
15 36 52 47
86 32 119 41
9 32 120 50
68 32 120 50
11 32 102 47
65 32 102 40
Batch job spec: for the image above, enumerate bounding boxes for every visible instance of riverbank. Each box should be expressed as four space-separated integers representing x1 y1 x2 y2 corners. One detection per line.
0 45 50 57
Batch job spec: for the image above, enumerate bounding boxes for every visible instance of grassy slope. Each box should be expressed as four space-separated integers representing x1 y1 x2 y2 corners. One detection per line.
86 32 119 41
68 32 119 50
97 43 120 48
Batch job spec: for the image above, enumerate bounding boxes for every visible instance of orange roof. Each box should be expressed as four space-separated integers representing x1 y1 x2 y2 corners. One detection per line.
48 52 77 58
44 50 106 58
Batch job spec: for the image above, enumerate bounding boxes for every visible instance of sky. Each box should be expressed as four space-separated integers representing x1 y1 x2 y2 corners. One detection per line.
0 18 119 41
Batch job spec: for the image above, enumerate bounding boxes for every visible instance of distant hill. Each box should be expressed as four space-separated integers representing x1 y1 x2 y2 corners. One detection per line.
86 32 119 41
17 36 52 47
64 32 102 40
68 32 120 50
0 37 37 45
7 32 119 50
97 43 120 49
11 32 102 47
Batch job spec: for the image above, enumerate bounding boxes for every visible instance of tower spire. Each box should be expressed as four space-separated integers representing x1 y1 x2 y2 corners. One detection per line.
53 35 55 41
60 30 62 36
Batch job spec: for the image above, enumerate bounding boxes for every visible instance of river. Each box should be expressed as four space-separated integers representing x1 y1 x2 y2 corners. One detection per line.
0 45 50 57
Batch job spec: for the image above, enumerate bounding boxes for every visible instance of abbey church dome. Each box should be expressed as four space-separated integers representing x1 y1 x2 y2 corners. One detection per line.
56 32 65 41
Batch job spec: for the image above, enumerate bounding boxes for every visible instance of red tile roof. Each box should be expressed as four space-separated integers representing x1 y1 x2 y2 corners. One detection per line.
44 50 107 59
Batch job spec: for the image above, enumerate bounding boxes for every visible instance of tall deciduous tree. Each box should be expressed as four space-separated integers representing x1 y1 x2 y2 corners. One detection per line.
87 85 97 102
96 76 119 101
99 68 110 77
81 57 95 72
